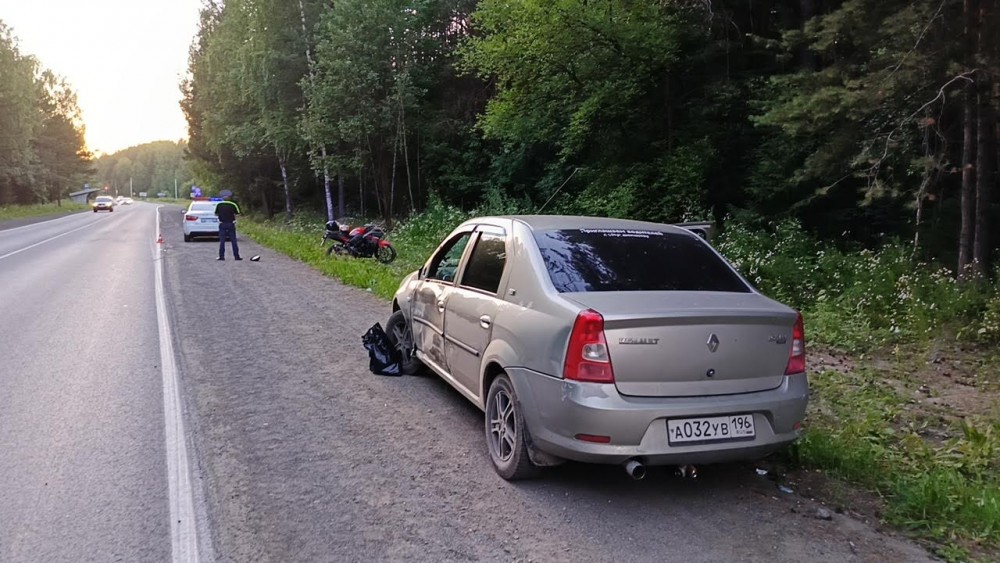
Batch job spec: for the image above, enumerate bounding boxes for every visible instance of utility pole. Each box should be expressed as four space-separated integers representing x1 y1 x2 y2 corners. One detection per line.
174 178 178 199
130 177 133 197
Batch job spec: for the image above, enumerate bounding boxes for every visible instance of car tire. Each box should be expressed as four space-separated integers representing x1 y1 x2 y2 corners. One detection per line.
184 233 192 242
485 374 540 480
386 310 422 375
93 209 97 213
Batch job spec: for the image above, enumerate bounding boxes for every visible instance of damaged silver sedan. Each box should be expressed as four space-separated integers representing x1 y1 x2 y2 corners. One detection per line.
387 215 808 480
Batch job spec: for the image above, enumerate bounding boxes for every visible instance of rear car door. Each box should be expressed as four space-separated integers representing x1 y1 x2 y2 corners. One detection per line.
442 226 509 399
411 231 473 374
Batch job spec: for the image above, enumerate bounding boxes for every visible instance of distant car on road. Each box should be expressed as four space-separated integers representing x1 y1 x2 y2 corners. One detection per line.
123 197 134 205
182 198 222 242
387 215 808 480
92 196 115 212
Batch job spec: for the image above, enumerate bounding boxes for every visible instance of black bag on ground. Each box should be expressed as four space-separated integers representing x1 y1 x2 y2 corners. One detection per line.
362 322 401 376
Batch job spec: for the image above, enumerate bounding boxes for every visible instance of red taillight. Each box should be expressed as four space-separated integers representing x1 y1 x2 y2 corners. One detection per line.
784 312 806 375
574 433 611 443
185 215 198 221
564 309 615 383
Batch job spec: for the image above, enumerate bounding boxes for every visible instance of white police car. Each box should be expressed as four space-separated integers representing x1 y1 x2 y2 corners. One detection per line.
182 197 224 242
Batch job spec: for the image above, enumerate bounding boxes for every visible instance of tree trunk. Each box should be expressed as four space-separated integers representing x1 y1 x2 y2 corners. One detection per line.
337 172 345 219
321 147 333 222
665 77 673 153
973 0 997 276
298 0 335 222
959 0 980 280
416 130 422 210
389 118 400 226
913 111 934 254
399 93 414 212
959 90 977 279
277 150 293 222
972 37 996 275
973 78 996 275
359 168 365 217
258 177 273 219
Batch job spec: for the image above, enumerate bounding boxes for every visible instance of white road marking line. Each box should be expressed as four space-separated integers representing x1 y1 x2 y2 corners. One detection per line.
153 206 203 563
0 219 101 261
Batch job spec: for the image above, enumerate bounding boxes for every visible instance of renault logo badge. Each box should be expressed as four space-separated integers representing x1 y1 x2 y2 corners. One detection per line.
707 334 720 353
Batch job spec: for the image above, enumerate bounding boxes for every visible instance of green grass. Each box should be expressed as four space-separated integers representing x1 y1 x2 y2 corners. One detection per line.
0 201 91 222
238 199 473 300
238 211 455 300
792 368 1000 559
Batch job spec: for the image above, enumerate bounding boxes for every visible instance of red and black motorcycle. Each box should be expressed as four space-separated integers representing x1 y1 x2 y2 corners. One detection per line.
323 221 397 264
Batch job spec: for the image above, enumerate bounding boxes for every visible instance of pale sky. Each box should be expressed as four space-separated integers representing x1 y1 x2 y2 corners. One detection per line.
0 0 202 155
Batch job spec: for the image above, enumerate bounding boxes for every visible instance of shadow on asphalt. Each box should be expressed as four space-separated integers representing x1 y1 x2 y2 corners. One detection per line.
410 365 774 495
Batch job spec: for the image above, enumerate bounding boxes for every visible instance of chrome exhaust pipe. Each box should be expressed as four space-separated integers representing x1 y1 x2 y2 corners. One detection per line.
624 458 646 480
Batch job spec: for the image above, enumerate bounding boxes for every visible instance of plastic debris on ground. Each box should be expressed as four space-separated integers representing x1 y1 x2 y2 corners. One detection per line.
362 322 401 376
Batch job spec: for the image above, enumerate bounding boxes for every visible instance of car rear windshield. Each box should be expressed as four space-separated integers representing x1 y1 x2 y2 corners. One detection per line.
96 197 113 202
190 202 217 212
532 228 751 293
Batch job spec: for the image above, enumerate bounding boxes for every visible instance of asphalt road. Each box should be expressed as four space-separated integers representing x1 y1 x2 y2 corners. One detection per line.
1 204 935 562
0 205 171 562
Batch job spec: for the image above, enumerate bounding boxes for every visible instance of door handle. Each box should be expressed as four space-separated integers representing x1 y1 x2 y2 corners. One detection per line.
479 315 492 329
437 300 446 312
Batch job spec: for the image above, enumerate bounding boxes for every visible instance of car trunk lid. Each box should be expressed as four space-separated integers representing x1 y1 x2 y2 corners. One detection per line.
565 291 798 397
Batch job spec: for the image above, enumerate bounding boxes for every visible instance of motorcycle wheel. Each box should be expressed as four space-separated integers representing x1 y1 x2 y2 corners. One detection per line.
326 243 347 256
375 244 396 264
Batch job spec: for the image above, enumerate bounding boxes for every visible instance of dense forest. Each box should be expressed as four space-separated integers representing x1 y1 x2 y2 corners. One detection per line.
183 0 999 276
94 141 194 197
0 22 91 206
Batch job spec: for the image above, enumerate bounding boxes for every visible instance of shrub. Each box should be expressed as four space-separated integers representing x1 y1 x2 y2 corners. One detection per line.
716 218 1000 351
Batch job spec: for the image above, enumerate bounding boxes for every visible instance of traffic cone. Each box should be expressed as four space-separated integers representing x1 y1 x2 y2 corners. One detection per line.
156 234 164 244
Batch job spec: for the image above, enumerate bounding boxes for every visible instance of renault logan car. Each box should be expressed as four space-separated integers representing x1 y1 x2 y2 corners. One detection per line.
387 215 808 480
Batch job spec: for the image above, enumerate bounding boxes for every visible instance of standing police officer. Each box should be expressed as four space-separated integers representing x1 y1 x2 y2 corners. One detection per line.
215 190 242 261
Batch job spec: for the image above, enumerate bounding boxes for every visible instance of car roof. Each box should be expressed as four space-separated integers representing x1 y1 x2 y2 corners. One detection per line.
468 215 695 235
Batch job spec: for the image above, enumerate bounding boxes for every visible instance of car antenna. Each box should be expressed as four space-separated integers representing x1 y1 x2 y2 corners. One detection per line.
535 167 580 214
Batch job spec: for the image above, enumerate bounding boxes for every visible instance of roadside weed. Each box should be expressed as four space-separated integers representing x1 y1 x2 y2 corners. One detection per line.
797 368 1000 551
240 210 450 300
716 219 1000 350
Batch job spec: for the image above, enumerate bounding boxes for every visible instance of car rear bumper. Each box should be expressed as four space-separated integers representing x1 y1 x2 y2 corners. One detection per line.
183 225 220 237
506 367 808 466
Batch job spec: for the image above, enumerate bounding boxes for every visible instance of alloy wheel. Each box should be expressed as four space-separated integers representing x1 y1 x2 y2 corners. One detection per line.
488 389 516 462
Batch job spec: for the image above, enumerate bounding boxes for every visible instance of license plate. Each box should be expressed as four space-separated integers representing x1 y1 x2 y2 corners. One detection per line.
667 414 755 445
202 218 218 223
